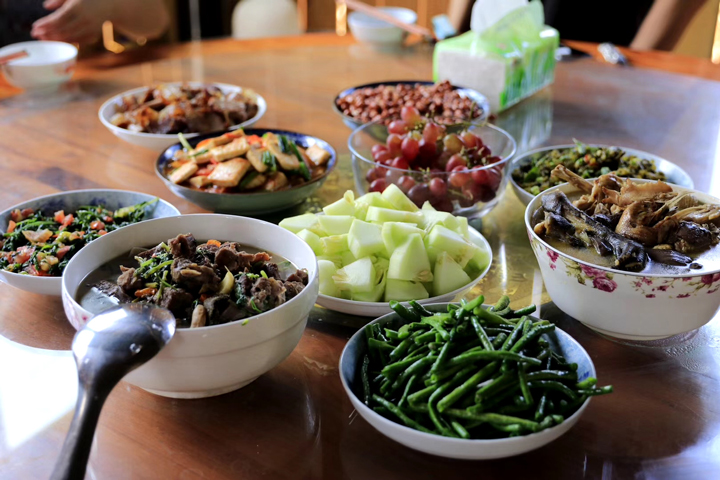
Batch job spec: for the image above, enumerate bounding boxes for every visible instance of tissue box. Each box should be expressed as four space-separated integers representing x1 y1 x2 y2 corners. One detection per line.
433 1 559 113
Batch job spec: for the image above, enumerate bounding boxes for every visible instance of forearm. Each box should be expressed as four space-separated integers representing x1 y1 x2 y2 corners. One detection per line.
110 0 170 40
630 0 708 51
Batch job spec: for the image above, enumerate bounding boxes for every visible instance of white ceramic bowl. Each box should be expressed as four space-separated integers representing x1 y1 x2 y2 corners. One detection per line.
62 214 319 398
316 226 492 317
348 8 418 47
98 82 267 151
339 303 595 460
510 144 695 206
0 190 179 296
0 41 77 90
526 180 720 340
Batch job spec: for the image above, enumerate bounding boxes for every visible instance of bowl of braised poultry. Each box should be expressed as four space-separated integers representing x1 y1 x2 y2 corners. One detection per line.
156 128 336 215
61 214 319 398
99 82 266 151
526 166 720 340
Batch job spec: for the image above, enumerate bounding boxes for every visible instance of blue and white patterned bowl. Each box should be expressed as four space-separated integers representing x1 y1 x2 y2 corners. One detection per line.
339 303 595 460
0 189 179 296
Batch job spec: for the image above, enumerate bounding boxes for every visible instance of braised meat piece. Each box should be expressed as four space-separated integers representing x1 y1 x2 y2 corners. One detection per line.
158 288 194 316
95 280 131 303
117 266 144 293
287 269 309 285
251 277 286 311
215 242 271 273
171 258 220 291
284 281 305 300
169 233 197 258
202 294 247 325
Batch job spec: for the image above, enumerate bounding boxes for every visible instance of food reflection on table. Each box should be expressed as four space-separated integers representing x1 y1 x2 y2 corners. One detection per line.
166 129 331 193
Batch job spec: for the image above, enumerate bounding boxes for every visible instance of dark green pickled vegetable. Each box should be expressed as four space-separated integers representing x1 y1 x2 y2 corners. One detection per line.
360 296 612 440
512 140 666 195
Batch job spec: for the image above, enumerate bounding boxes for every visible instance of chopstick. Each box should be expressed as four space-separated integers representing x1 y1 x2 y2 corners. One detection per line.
0 50 29 66
339 0 436 41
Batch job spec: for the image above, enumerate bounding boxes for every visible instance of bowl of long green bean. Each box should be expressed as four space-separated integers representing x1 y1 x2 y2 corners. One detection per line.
339 296 612 459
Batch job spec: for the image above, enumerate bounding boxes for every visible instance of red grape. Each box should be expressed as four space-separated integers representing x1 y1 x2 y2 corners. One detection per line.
432 197 454 212
487 155 502 164
422 122 441 144
371 144 388 157
387 134 403 155
443 134 463 154
391 157 410 170
370 178 388 192
460 131 479 150
428 177 447 197
374 151 392 164
366 167 381 182
408 184 431 206
385 167 403 184
388 120 409 135
418 138 437 161
401 106 422 125
397 175 416 193
449 166 471 188
445 154 468 172
401 137 419 161
470 167 491 186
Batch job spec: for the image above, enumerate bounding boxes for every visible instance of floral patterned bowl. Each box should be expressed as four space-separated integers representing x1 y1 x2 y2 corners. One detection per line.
525 180 720 340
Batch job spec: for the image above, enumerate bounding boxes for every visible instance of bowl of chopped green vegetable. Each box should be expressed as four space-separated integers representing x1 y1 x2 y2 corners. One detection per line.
0 190 179 296
509 142 694 206
339 297 613 459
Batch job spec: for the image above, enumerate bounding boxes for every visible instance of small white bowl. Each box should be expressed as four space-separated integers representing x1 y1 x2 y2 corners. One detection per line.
339 303 595 460
98 82 267 151
62 214 319 398
316 226 492 317
348 8 417 47
0 190 179 296
526 180 720 340
0 41 77 91
509 144 695 206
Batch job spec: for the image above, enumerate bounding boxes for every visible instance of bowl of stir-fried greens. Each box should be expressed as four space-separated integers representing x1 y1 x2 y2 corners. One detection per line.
0 190 179 295
509 142 694 206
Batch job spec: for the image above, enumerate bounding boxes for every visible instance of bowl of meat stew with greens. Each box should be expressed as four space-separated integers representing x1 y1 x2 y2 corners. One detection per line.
62 214 319 398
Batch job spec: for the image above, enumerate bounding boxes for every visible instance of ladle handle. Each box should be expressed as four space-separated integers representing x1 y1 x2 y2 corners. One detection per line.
50 383 109 480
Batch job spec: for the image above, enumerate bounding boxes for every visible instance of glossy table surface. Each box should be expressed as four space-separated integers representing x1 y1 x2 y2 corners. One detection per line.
2 34 720 479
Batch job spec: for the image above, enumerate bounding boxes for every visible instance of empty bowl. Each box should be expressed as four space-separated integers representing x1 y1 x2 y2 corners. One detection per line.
0 41 77 91
348 7 418 47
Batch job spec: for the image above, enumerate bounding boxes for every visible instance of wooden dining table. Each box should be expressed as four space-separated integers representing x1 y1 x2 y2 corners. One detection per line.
2 33 720 479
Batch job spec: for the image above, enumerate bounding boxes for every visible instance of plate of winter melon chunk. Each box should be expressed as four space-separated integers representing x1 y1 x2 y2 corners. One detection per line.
280 184 492 316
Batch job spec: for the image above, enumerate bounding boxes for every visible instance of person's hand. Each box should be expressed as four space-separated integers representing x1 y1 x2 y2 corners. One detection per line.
31 0 114 45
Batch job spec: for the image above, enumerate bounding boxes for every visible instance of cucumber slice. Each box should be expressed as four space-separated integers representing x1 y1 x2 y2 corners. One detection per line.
341 250 357 267
355 192 394 209
318 215 354 235
323 191 356 216
351 258 389 302
348 220 386 259
381 222 425 252
432 252 472 296
388 233 433 282
279 213 320 234
365 206 423 225
384 279 429 302
297 229 323 255
465 243 491 276
333 257 376 293
318 259 340 297
425 225 478 267
382 184 420 212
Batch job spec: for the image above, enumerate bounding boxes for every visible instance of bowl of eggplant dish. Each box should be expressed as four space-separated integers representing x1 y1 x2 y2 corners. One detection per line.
61 214 319 398
0 190 179 296
510 142 694 206
157 128 336 215
526 166 720 340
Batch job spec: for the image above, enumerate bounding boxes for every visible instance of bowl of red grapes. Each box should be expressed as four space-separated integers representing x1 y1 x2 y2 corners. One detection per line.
349 106 516 216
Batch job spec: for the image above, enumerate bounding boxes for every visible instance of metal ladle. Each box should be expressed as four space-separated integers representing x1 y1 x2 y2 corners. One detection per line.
50 304 176 480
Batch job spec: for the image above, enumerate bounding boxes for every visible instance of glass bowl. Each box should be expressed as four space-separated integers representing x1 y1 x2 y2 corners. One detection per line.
349 121 517 217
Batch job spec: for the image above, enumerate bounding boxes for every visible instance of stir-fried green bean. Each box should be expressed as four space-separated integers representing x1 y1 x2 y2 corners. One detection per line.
361 295 612 440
